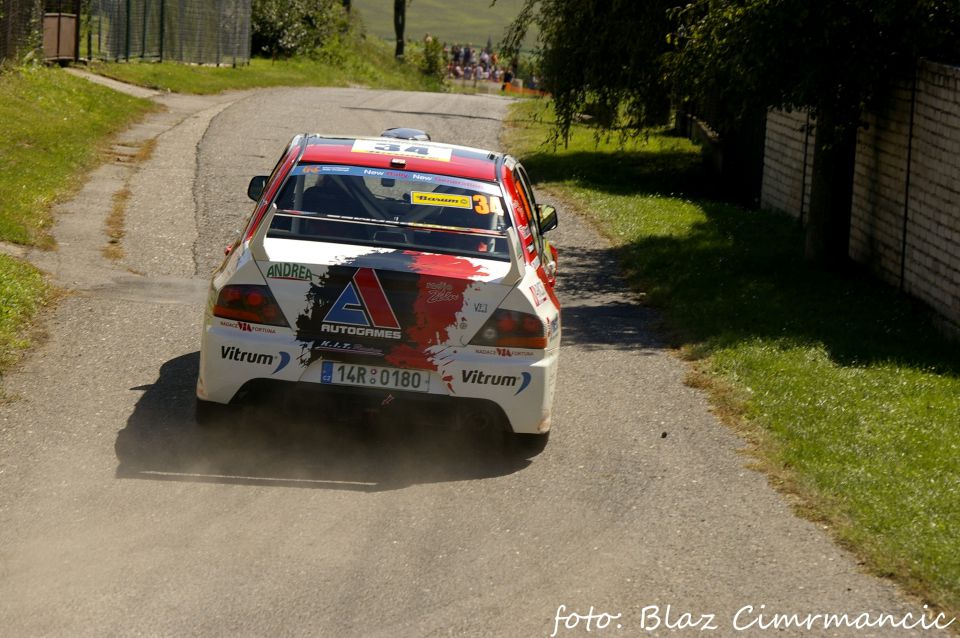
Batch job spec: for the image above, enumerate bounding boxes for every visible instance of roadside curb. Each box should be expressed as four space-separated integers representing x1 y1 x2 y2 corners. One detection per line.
63 67 163 100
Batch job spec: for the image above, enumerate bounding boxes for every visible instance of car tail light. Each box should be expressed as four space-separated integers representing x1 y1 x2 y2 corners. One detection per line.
470 309 547 349
213 285 289 327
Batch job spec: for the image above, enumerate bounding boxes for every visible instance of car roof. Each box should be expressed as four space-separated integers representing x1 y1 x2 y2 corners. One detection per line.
297 135 503 182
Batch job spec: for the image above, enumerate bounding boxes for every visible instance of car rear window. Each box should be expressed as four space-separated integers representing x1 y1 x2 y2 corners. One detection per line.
267 164 510 260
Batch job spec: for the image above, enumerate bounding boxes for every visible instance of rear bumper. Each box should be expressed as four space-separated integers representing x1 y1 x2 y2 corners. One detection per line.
198 320 558 434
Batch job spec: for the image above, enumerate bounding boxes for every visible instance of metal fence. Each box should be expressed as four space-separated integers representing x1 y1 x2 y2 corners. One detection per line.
1 0 250 65
85 0 250 65
1 0 42 62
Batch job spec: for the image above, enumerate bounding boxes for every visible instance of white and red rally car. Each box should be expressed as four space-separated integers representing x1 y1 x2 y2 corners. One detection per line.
196 130 560 445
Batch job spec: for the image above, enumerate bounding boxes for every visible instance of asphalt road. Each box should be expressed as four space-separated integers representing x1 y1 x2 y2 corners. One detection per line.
0 85 950 637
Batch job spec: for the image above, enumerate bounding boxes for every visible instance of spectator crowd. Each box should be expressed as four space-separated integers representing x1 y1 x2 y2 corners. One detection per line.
422 35 540 91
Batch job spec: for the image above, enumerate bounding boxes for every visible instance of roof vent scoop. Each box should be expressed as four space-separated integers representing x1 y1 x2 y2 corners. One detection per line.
380 128 431 141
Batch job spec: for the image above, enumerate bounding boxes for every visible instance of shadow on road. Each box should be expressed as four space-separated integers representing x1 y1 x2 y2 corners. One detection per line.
555 243 665 352
115 353 534 492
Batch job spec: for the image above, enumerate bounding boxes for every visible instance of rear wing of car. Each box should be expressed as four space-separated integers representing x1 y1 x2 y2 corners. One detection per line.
247 203 525 286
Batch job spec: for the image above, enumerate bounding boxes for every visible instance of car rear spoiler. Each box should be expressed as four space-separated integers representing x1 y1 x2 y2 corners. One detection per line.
248 203 525 286
249 203 276 262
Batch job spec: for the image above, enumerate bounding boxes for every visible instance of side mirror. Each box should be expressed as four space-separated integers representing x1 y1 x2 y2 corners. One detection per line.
537 204 559 233
247 175 268 202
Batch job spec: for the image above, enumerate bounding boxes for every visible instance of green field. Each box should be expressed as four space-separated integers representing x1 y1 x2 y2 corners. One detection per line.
351 0 535 49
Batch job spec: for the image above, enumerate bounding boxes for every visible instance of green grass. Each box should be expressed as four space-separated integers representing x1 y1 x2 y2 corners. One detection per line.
505 99 960 618
0 65 154 246
0 254 48 373
87 37 442 95
0 65 153 376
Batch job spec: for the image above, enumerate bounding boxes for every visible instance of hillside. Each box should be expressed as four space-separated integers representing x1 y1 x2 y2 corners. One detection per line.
350 0 536 50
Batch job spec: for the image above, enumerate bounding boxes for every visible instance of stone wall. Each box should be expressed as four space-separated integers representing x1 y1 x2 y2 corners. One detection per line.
761 60 960 335
760 109 814 221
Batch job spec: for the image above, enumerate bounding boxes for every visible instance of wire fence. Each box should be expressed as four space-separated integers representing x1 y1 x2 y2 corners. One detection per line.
85 0 250 65
1 0 250 65
1 0 42 63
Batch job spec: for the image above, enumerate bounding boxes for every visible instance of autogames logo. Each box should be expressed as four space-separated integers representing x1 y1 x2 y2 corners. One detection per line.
461 370 532 395
321 268 403 340
220 346 291 375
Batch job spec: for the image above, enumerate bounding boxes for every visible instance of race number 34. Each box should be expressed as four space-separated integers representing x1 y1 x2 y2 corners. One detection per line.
473 194 504 215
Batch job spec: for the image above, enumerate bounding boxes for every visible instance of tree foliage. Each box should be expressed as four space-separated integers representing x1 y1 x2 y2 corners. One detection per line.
251 0 347 59
501 0 674 143
671 0 960 139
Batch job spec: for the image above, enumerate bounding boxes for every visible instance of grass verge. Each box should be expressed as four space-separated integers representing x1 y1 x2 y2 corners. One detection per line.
0 65 154 247
86 37 442 95
0 254 49 378
0 65 154 376
504 99 960 618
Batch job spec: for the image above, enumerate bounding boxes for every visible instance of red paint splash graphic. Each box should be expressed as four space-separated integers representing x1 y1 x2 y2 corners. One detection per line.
385 253 485 370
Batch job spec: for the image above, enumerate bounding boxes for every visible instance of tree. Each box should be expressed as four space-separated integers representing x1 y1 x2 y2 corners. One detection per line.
394 0 410 58
501 0 674 143
503 0 960 268
251 0 346 59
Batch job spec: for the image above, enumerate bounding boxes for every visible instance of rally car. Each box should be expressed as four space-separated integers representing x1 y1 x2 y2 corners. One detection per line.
196 130 560 444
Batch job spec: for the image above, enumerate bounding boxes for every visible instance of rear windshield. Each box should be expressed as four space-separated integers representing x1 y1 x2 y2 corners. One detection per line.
267 164 510 260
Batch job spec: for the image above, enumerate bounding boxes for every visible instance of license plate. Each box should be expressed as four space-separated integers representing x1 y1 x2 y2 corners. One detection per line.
320 362 430 393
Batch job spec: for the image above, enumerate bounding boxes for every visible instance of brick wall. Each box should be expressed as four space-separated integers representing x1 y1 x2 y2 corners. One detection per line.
760 109 813 221
761 60 960 335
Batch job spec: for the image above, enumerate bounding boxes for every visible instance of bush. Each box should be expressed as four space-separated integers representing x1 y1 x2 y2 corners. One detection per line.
251 0 348 59
420 36 446 82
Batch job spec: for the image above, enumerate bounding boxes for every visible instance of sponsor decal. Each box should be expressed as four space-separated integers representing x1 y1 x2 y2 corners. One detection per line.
220 346 290 374
518 224 532 239
426 281 460 303
461 369 532 395
547 316 560 339
473 302 489 313
308 339 384 357
266 262 315 281
530 281 549 307
295 258 483 371
217 319 278 335
411 191 472 209
351 139 452 162
293 165 350 175
321 267 403 340
473 347 536 358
